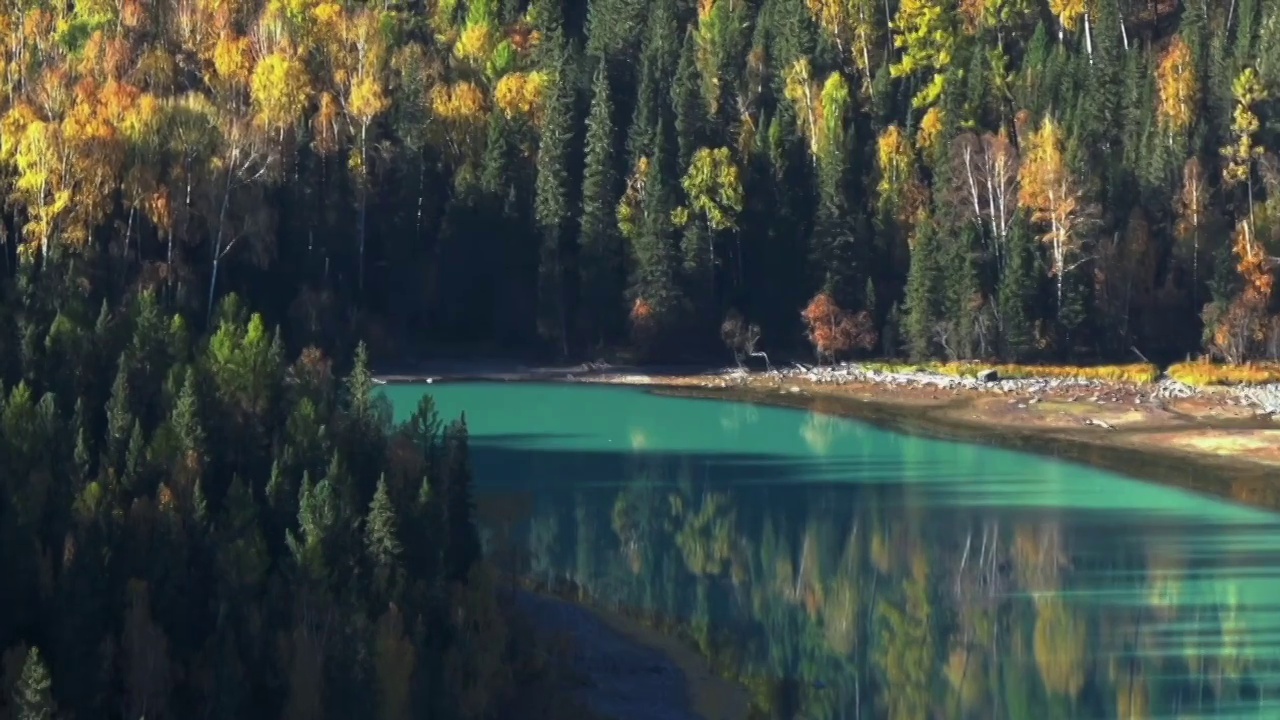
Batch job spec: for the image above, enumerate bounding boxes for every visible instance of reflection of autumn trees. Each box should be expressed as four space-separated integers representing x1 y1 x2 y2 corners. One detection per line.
610 464 669 575
822 523 862 657
672 491 739 577
1013 521 1068 594
800 411 843 456
523 468 1274 720
944 644 987 713
1145 544 1185 621
1033 596 1087 699
874 549 936 720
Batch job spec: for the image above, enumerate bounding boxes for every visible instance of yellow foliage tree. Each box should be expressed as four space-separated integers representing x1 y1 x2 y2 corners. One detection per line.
1156 35 1198 142
212 33 254 103
876 124 926 228
1018 114 1093 314
674 146 744 297
1222 67 1266 235
803 0 878 95
784 57 820 154
493 71 548 121
784 61 850 160
889 0 956 109
427 81 487 158
1173 156 1209 293
250 49 311 141
1048 0 1086 40
916 105 945 156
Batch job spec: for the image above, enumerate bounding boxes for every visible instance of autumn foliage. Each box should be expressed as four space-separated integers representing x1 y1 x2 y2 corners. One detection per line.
801 293 876 363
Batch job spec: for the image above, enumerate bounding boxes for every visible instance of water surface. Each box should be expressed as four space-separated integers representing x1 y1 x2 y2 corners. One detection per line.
384 382 1280 720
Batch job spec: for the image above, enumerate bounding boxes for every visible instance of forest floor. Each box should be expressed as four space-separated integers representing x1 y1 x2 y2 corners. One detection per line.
383 359 1280 509
515 590 750 720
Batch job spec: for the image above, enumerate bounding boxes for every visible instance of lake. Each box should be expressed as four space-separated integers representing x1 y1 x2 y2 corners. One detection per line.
383 381 1280 720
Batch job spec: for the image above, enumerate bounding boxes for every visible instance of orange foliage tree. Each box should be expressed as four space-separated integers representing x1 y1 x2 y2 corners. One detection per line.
1206 221 1276 363
801 293 877 364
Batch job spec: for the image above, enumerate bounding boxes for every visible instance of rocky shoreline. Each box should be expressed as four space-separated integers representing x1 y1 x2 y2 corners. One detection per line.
380 358 1280 417
708 362 1280 416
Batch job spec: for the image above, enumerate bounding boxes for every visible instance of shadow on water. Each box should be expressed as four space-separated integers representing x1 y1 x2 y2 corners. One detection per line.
655 385 1280 515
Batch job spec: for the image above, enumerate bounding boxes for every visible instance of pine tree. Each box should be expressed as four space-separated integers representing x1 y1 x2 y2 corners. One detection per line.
812 120 857 303
626 118 683 346
999 218 1038 360
579 63 624 346
480 110 512 199
672 29 705 171
534 8 577 355
104 357 133 473
14 647 55 720
904 219 942 360
72 397 93 485
366 474 403 566
942 224 983 359
123 419 146 493
443 417 480 583
366 474 403 598
172 369 204 462
265 459 294 532
345 341 375 426
627 0 678 166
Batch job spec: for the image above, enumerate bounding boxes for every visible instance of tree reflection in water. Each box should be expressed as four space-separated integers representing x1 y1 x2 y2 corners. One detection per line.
479 452 1280 720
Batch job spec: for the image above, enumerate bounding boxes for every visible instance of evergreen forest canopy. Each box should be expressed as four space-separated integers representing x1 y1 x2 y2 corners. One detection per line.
0 291 596 720
0 0 1278 363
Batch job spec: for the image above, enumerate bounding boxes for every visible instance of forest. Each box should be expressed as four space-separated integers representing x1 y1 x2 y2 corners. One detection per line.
0 0 1277 365
2 0 1278 716
0 288 605 720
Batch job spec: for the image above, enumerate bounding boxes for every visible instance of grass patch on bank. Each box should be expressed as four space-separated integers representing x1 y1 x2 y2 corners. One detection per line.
832 360 1159 384
1167 361 1280 387
814 359 1280 387
932 362 1161 384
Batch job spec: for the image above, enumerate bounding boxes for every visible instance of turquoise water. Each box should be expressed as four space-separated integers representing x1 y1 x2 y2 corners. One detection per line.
383 381 1280 719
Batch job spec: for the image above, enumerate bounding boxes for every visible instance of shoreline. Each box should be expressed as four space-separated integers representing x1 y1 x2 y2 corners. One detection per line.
515 590 749 720
379 360 1280 511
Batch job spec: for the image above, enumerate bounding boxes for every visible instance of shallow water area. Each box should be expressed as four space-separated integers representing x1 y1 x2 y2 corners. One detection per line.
383 381 1280 720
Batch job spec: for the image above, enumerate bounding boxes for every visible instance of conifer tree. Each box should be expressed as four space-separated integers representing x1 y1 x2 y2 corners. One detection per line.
624 118 683 346
14 647 55 720
904 219 942 360
942 224 983 359
579 64 624 346
345 342 376 428
673 29 706 171
123 419 147 494
443 417 481 583
105 358 133 473
173 369 204 462
999 217 1038 360
534 0 577 355
72 397 93 485
627 0 678 166
366 474 404 597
